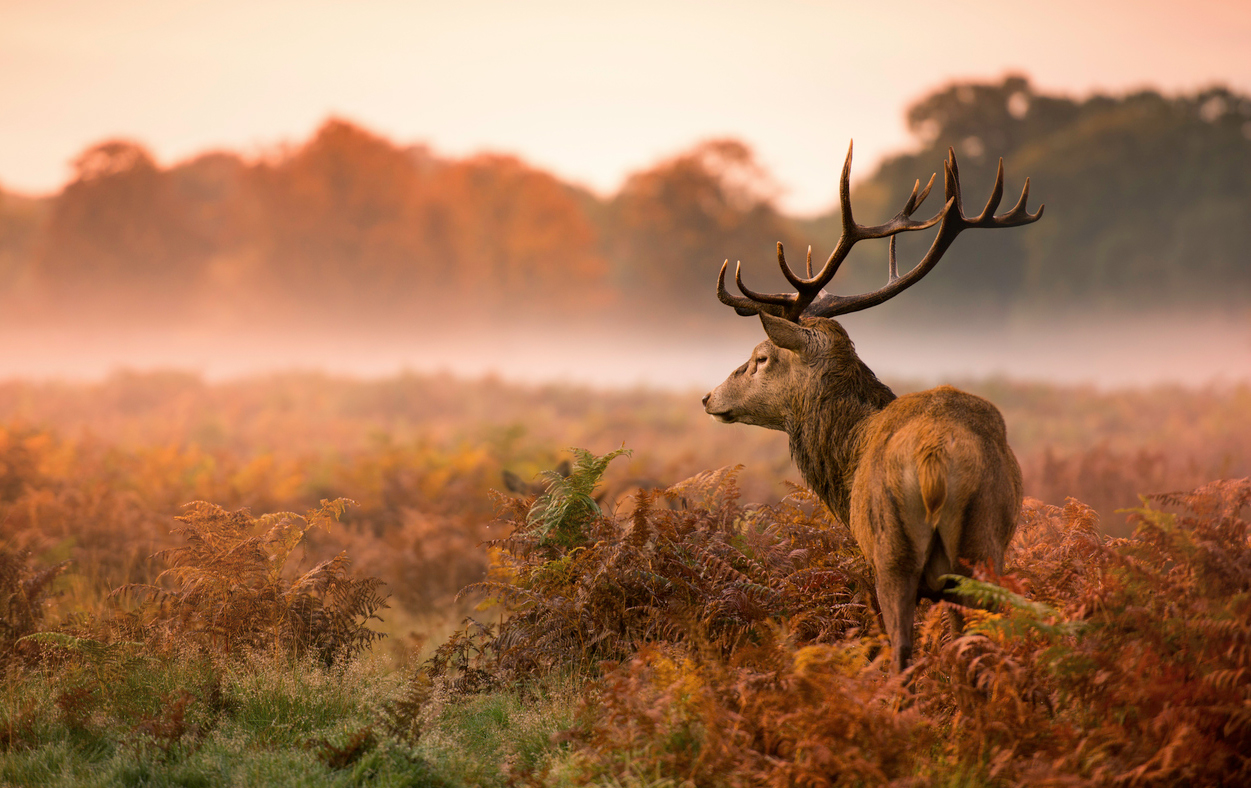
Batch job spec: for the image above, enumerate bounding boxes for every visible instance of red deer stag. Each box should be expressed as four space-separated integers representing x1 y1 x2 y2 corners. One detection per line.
702 144 1042 671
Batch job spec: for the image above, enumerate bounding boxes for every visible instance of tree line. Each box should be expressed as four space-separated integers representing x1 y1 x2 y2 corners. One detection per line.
816 76 1251 321
1 76 1248 330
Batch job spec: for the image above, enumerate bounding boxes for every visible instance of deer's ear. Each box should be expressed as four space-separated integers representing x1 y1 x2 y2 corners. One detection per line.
502 470 527 493
760 312 813 354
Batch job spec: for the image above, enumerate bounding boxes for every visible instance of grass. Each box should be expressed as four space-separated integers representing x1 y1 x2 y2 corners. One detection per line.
0 650 584 788
411 677 583 786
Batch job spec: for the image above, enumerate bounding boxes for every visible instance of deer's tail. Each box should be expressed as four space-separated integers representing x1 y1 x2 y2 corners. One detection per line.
917 444 948 527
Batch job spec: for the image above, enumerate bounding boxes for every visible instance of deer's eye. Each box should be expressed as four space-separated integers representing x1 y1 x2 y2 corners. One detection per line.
755 356 768 365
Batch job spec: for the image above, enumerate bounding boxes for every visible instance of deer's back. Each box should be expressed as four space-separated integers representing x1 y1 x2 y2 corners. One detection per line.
849 386 1022 588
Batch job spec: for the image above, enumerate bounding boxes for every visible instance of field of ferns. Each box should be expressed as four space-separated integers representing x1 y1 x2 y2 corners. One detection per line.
1 370 1249 787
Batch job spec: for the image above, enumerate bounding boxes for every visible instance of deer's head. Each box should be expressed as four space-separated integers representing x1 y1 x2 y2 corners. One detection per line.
703 314 850 431
703 142 1042 425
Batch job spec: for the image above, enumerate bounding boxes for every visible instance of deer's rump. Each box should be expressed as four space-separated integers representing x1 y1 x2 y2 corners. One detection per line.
850 386 1023 597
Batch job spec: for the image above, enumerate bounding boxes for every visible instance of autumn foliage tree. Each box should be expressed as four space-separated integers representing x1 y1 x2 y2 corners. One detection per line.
429 153 610 315
36 141 213 317
38 119 614 325
247 120 440 316
607 139 800 320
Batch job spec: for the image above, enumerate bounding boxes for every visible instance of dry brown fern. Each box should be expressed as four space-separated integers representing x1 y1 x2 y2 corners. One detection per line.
906 478 1251 786
0 548 69 666
113 498 388 664
438 449 876 691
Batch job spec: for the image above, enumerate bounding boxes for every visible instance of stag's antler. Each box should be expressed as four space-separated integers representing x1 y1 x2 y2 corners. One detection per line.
717 142 1043 321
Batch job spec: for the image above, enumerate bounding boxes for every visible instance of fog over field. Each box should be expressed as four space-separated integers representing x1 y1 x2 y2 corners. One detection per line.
0 311 1245 390
4 78 1250 394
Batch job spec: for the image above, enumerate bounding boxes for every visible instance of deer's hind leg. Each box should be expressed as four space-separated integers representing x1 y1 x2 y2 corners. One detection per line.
876 567 922 673
856 480 934 672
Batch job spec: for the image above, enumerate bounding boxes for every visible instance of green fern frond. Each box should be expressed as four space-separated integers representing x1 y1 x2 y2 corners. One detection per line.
526 446 629 546
944 575 1081 639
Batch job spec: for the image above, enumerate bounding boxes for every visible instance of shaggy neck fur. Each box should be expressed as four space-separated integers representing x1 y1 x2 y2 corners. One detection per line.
785 320 896 524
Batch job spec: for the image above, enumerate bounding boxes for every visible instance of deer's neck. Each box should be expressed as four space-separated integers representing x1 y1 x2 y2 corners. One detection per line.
787 358 895 524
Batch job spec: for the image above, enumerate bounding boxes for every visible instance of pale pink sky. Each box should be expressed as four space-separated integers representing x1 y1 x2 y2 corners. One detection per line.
2 0 1250 214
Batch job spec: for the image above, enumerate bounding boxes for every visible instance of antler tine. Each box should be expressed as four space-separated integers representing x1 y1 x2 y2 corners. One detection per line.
735 260 796 309
720 246 817 320
777 242 808 290
805 246 813 278
903 179 921 215
916 173 936 209
839 141 856 234
717 261 767 316
1001 177 1045 223
973 158 1006 223
902 173 937 217
944 148 965 217
950 151 1043 228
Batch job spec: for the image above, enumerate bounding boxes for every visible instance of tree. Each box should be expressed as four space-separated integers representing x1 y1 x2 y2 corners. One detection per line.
820 76 1251 319
427 154 610 315
0 188 48 300
248 119 438 315
607 140 799 320
36 140 211 317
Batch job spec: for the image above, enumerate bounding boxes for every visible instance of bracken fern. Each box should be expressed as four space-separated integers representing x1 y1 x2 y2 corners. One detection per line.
440 449 876 691
112 498 389 665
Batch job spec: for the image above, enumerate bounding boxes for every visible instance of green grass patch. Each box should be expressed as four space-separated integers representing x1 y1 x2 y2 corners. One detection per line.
0 651 581 788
